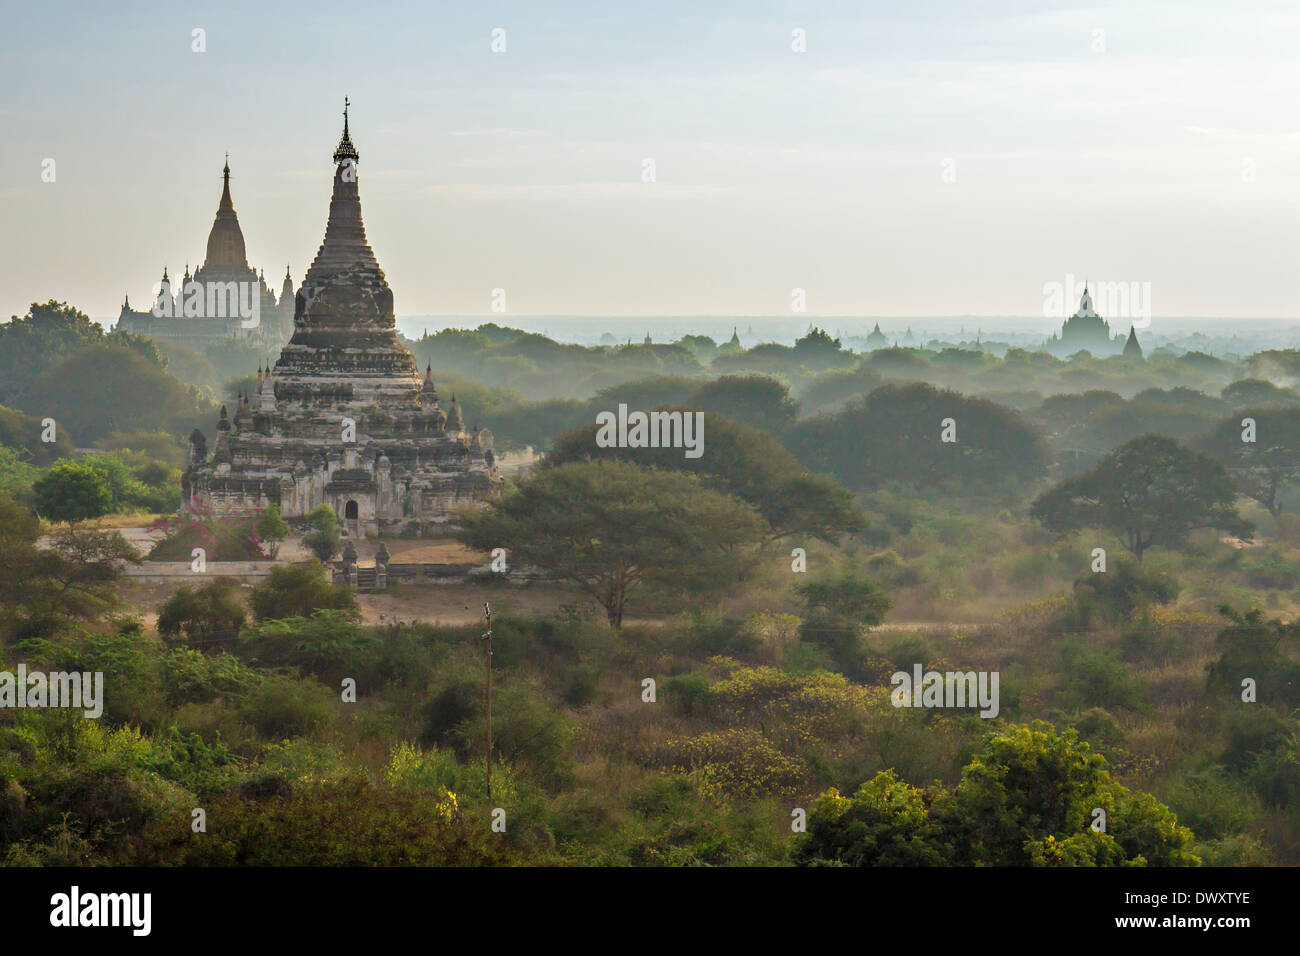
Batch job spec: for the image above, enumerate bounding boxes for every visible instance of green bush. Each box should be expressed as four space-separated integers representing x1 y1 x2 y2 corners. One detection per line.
248 561 357 622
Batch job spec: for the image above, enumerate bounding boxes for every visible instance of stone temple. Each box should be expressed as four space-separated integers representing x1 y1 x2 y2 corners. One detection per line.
116 157 295 350
1045 283 1124 357
182 104 502 536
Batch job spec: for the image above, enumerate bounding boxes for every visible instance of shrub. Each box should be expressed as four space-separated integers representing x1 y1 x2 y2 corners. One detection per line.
248 561 357 622
156 577 246 650
302 505 341 562
239 674 335 739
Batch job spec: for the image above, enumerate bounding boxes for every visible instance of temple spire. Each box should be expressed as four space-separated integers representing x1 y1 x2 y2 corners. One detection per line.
334 96 359 165
219 153 233 212
203 157 247 268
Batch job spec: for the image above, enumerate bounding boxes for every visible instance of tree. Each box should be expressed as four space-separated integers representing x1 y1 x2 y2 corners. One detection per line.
1068 558 1179 627
799 365 885 416
687 375 799 431
0 404 76 465
947 722 1198 866
791 327 853 370
256 505 290 558
0 494 136 643
0 445 41 501
787 382 1052 496
248 560 357 622
32 460 113 525
796 721 1199 866
157 576 247 650
1206 606 1300 710
1198 408 1300 517
547 412 865 544
1031 434 1251 562
0 301 105 406
793 771 950 866
456 460 765 626
1221 378 1300 409
794 574 892 626
1080 393 1221 458
792 573 891 677
302 504 342 562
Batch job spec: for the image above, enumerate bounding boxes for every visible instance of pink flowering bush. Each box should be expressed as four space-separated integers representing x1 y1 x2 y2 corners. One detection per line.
146 498 271 561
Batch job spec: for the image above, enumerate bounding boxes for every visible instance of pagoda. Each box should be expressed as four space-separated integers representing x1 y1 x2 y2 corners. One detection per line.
116 156 294 349
1045 283 1121 356
182 102 502 536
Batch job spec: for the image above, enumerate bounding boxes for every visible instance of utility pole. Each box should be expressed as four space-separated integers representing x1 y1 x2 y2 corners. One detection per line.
480 601 493 801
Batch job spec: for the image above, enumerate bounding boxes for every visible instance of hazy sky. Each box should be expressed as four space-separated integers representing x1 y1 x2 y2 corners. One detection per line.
5 0 1300 324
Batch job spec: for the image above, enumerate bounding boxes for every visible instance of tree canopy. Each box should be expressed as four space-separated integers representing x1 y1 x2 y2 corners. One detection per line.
1197 408 1300 517
795 721 1199 866
0 493 136 643
456 459 766 626
546 411 864 543
1031 434 1251 562
32 460 113 524
788 382 1052 496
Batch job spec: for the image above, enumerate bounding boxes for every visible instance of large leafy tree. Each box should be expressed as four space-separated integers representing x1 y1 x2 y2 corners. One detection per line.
947 722 1199 866
793 574 891 627
23 345 212 444
456 459 765 626
1031 434 1251 562
547 412 864 544
32 460 113 524
157 576 248 650
788 382 1051 495
1206 606 1300 710
0 404 76 465
687 374 799 431
1197 408 1300 517
0 494 137 643
795 721 1199 867
0 301 104 405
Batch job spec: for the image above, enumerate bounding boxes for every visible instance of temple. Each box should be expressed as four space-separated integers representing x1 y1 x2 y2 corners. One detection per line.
1045 283 1123 356
115 156 294 349
181 102 502 536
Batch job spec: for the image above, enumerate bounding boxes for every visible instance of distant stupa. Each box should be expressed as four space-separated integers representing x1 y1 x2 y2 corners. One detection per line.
865 322 889 350
1123 325 1144 359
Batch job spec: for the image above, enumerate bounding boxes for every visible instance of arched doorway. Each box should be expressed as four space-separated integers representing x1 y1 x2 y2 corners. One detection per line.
344 500 358 520
344 499 360 538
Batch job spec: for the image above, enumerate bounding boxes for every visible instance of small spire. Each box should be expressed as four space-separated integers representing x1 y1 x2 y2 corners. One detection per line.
333 96 359 164
218 155 234 212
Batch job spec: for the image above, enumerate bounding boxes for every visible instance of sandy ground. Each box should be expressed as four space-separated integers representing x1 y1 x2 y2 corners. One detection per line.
110 528 587 628
351 581 581 626
116 575 585 628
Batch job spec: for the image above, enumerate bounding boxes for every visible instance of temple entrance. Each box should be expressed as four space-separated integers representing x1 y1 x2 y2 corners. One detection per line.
344 499 360 538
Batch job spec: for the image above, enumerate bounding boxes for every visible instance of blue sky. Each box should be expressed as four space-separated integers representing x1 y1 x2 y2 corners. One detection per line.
4 0 1300 323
